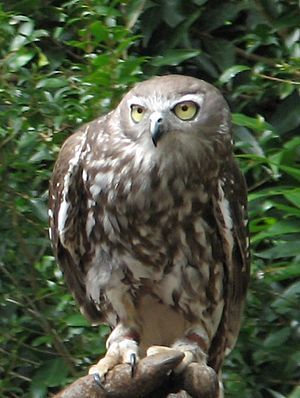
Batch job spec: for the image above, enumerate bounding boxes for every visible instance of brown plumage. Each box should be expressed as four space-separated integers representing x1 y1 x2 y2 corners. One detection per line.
49 75 250 397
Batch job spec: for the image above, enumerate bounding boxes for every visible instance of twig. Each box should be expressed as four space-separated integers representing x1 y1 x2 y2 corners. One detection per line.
234 47 278 67
257 73 300 85
0 347 40 366
7 371 32 382
1 335 57 356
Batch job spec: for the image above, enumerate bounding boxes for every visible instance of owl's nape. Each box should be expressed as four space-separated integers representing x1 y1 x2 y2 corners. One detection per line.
49 74 249 397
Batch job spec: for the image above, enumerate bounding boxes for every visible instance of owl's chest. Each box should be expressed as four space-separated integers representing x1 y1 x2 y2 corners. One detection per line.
87 167 214 272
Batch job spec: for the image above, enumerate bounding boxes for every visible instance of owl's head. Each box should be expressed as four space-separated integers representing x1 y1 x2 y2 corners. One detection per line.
114 75 231 170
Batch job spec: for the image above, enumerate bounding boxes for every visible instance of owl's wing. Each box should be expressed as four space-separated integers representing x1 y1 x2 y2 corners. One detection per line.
209 158 250 371
49 123 102 323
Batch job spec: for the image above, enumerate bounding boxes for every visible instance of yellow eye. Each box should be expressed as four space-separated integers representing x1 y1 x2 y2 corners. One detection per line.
131 105 145 123
173 101 198 121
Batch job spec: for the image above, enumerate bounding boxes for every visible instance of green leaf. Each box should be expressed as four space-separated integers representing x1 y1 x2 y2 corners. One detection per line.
30 381 47 398
205 38 236 71
288 385 300 398
232 113 274 133
66 313 90 327
19 20 34 36
10 34 27 51
248 187 300 201
32 359 69 387
32 335 53 347
279 164 300 182
198 3 242 32
234 126 264 156
267 390 287 398
36 77 69 89
38 52 49 67
7 50 35 70
257 241 300 259
263 262 300 282
284 191 300 208
268 201 300 217
219 65 250 84
29 198 48 222
89 21 109 41
271 92 300 134
272 280 300 313
150 49 201 66
263 327 290 348
251 220 300 243
162 0 185 27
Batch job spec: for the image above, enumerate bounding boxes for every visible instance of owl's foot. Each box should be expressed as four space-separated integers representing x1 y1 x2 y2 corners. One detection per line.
89 338 139 383
183 362 220 398
147 345 194 373
147 345 175 356
147 345 219 398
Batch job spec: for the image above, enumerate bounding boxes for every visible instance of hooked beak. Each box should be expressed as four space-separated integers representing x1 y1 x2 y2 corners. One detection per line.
150 112 165 147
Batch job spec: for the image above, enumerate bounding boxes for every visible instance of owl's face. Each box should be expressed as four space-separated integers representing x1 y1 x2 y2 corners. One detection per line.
116 75 231 154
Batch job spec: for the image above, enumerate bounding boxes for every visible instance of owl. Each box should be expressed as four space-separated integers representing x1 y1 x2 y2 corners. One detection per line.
49 75 250 397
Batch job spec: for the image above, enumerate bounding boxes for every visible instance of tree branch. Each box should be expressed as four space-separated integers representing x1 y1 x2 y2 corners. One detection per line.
52 351 219 398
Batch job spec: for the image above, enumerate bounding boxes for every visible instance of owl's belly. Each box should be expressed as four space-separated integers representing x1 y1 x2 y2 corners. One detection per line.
136 294 187 355
105 247 225 346
100 195 224 328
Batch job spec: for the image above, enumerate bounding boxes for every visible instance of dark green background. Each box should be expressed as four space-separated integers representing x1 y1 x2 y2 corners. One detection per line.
1 1 299 397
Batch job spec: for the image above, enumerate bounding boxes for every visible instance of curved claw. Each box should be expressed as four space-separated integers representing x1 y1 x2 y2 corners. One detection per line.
93 373 105 390
130 352 137 377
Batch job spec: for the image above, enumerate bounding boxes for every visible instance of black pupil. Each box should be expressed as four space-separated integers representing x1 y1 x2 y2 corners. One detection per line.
181 104 189 111
137 107 143 113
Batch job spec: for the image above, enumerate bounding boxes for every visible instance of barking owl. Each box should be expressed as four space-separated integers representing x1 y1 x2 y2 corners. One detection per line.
49 75 250 397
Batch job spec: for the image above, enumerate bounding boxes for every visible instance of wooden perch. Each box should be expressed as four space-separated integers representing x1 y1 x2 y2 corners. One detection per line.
52 351 219 398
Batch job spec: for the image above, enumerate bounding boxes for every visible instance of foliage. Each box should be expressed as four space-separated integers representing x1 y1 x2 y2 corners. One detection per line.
0 0 299 397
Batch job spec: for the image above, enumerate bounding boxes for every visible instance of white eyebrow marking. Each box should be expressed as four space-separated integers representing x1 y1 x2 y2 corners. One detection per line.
127 93 205 113
171 94 204 108
127 95 173 112
127 96 147 107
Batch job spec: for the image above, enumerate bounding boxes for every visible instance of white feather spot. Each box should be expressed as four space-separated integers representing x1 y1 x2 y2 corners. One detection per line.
217 180 234 259
87 199 95 207
218 181 233 231
82 169 88 182
86 210 95 237
57 198 70 236
95 171 114 188
225 347 232 356
90 183 101 197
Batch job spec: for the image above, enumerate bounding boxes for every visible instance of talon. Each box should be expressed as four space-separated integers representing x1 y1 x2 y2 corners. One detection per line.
130 352 137 377
93 373 105 389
